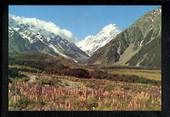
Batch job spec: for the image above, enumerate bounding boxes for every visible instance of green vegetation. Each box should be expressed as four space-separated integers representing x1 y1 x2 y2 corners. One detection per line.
107 69 161 81
8 58 161 110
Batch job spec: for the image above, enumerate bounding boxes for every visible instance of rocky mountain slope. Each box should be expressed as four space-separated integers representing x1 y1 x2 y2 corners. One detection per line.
9 15 89 62
76 24 121 56
87 8 161 68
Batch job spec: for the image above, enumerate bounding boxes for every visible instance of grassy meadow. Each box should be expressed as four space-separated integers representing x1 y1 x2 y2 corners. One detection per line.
8 55 161 111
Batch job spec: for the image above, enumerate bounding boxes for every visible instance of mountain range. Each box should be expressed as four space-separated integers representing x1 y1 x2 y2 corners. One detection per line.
9 8 161 68
9 15 89 62
87 8 161 68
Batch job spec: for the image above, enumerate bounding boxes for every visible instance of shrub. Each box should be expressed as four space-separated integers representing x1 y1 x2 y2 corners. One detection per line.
63 68 90 78
37 79 54 86
8 68 20 78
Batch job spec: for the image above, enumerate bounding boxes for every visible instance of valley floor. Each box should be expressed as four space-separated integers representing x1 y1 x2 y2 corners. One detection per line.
8 64 161 111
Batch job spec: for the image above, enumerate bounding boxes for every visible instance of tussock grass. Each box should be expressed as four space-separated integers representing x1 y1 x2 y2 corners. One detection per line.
107 69 161 81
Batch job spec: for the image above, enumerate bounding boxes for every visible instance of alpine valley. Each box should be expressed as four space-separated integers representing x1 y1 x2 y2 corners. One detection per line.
9 8 161 68
8 8 161 111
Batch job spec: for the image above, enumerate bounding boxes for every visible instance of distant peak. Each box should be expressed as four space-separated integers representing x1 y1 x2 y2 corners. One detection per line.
152 8 161 15
77 23 121 56
84 35 94 40
102 24 118 31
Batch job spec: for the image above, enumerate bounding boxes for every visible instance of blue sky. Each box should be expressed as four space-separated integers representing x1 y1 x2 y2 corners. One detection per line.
9 5 160 40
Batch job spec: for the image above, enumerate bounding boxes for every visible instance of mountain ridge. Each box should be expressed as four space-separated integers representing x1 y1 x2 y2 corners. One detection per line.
87 8 161 68
76 24 121 56
9 15 89 62
9 8 161 68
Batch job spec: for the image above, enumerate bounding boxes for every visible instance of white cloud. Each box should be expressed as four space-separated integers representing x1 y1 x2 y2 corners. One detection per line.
9 14 77 43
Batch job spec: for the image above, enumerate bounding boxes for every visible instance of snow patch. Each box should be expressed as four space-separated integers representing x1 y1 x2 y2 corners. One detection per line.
48 43 68 58
73 59 78 63
139 40 144 46
151 19 154 22
117 43 121 55
136 53 148 67
19 32 35 43
13 27 20 31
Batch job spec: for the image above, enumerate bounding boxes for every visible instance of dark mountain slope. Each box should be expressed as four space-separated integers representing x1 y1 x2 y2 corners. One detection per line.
87 8 161 68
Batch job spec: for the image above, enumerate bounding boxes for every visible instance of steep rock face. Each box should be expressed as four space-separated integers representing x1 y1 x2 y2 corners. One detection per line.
76 24 121 56
9 15 89 62
87 8 161 68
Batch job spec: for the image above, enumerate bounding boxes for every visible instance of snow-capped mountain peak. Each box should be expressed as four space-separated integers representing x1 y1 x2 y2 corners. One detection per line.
76 24 121 56
9 15 77 43
9 14 89 62
101 24 117 31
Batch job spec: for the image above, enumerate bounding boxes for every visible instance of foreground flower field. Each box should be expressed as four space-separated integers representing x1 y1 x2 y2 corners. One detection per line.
9 71 161 111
